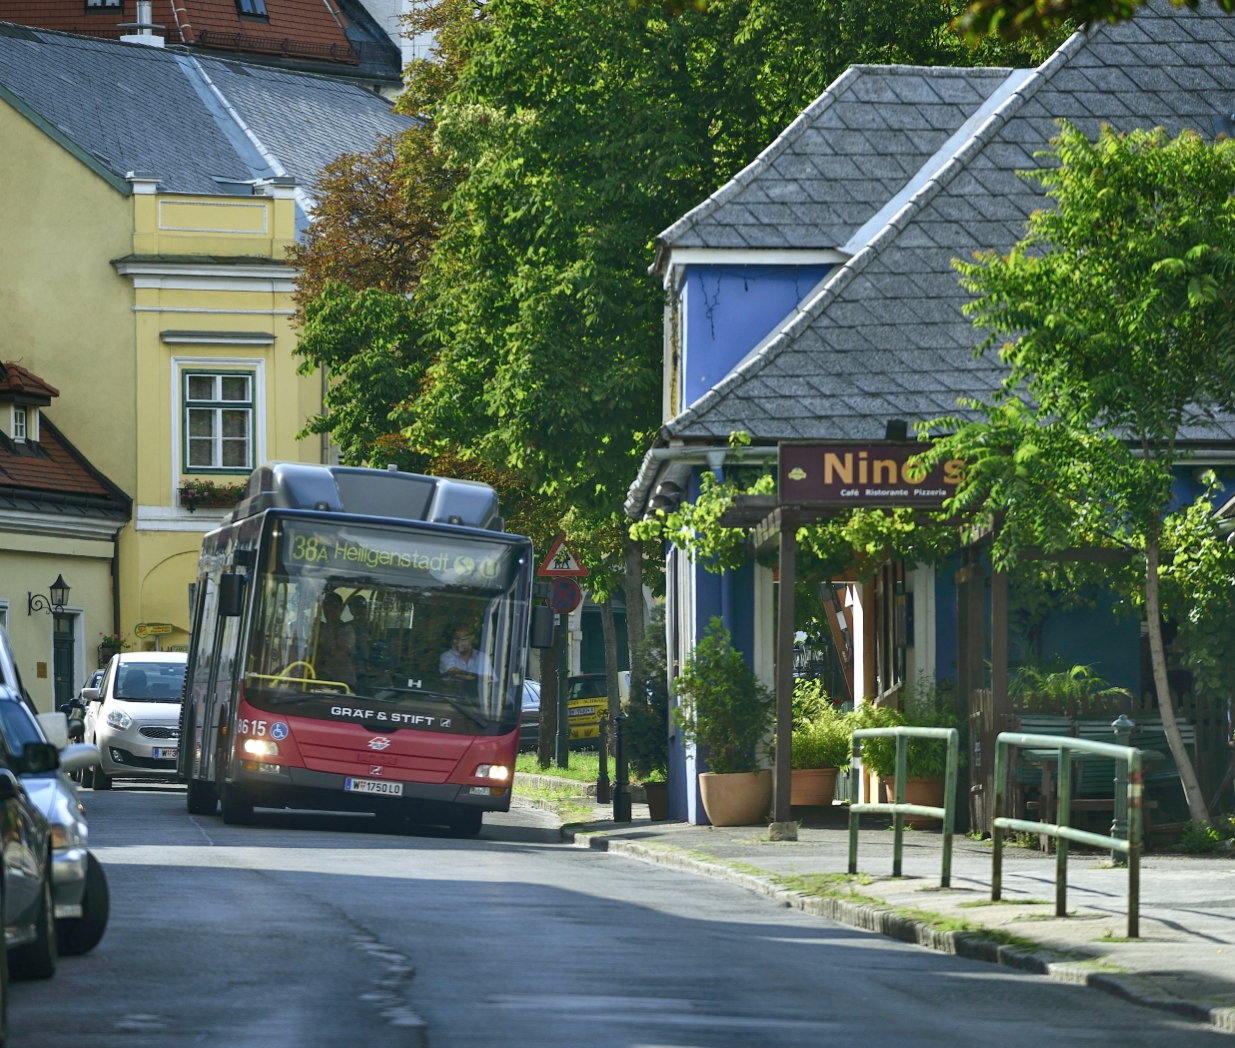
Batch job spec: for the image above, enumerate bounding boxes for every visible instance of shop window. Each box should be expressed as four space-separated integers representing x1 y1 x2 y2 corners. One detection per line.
183 371 254 473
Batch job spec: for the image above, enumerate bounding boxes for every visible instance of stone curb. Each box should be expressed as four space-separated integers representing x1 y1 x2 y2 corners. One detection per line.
562 827 1235 1036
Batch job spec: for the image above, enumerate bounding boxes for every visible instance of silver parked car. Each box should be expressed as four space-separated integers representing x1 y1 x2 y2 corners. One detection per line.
83 653 187 789
0 693 108 956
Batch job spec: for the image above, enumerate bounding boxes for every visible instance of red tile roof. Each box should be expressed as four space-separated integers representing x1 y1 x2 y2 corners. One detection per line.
0 417 117 500
0 363 59 400
0 0 360 63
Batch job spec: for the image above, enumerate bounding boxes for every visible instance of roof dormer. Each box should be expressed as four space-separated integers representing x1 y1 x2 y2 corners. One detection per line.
0 363 58 448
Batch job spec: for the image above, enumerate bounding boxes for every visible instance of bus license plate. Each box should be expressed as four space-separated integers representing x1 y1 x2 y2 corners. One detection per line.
344 778 403 796
568 706 596 718
152 748 178 760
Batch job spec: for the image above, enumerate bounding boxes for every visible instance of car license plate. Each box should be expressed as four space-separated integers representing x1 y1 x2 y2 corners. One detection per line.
152 747 178 760
568 706 596 718
344 778 403 796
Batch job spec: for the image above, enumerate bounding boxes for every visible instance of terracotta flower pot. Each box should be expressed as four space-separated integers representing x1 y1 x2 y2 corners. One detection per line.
889 777 946 828
699 770 772 826
791 767 839 806
643 781 669 821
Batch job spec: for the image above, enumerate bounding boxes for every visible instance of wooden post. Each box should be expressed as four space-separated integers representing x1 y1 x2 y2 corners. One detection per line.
773 509 797 836
862 574 878 704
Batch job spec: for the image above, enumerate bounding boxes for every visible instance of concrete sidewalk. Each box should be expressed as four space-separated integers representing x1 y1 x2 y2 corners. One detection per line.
559 807 1235 1033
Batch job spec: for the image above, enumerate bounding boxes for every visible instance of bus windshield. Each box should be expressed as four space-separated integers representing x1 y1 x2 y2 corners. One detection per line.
244 520 525 731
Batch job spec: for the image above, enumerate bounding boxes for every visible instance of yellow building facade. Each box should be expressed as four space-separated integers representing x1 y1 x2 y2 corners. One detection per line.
0 30 410 704
0 123 323 687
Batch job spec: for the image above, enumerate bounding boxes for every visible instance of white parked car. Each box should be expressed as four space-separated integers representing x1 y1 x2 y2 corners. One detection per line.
83 653 187 789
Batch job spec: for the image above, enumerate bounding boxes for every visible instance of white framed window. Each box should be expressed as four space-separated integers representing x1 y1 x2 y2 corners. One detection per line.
183 371 254 473
12 407 25 443
86 0 123 8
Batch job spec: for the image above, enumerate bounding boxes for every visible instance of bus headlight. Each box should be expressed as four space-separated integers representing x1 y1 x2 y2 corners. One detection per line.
475 764 509 781
243 739 279 757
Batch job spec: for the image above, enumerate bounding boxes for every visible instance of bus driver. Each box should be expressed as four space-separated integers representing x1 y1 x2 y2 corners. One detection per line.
439 627 488 684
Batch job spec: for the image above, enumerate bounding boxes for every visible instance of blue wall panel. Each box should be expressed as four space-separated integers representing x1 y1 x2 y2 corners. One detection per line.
681 264 831 409
1039 597 1141 697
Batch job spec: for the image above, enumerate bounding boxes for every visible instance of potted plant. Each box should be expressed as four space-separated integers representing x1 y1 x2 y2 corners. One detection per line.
674 618 774 826
790 683 853 806
179 478 247 513
626 608 670 820
98 632 130 668
858 679 961 828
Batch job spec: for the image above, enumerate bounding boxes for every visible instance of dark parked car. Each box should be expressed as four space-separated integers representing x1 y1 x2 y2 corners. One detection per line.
518 680 541 752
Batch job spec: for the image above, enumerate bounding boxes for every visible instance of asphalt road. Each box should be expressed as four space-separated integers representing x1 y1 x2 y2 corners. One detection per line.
10 785 1228 1048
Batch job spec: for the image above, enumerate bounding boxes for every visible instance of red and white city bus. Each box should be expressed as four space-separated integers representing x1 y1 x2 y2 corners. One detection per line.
178 463 553 835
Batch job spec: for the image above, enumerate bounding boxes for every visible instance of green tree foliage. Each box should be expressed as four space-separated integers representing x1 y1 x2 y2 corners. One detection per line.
410 0 1053 517
926 124 1235 825
674 618 774 774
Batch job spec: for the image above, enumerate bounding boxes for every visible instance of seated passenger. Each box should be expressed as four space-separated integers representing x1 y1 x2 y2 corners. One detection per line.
316 592 356 687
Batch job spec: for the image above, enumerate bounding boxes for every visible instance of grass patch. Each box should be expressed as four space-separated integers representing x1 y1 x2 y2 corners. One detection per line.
516 752 611 782
959 898 1052 909
1097 929 1141 943
513 779 593 821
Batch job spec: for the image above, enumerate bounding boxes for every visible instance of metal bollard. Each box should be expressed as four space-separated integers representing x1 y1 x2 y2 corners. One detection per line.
1111 715 1133 866
613 711 631 822
597 715 611 804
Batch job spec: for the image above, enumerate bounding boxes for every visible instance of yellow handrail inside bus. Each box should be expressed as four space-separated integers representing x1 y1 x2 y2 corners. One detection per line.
245 671 353 696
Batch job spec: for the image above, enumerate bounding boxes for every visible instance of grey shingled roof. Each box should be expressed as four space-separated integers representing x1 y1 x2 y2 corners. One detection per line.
662 0 1235 447
0 25 412 196
197 56 409 191
655 65 1014 260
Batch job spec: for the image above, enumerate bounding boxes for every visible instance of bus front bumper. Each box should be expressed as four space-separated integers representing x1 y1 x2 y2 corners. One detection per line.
230 764 513 814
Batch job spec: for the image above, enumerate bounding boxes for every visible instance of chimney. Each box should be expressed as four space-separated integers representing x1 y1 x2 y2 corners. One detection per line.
120 1 165 46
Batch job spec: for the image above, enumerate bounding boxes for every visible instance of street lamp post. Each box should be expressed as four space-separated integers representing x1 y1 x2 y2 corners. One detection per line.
28 574 70 616
554 611 570 768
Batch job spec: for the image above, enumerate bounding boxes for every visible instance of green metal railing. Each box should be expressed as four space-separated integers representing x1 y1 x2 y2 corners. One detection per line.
849 726 960 887
992 732 1143 938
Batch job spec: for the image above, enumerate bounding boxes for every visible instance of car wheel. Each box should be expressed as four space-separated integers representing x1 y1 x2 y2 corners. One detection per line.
92 767 112 791
220 784 254 825
10 869 56 981
186 776 218 816
55 852 109 957
79 763 94 789
447 807 482 837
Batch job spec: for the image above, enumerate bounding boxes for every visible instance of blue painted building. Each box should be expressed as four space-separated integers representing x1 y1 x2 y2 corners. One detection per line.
625 13 1235 824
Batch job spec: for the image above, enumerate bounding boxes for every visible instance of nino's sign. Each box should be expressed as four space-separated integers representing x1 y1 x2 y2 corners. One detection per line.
780 443 964 507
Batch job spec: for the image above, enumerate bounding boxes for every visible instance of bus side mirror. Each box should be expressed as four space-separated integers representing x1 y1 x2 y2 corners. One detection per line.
218 572 247 617
529 605 555 649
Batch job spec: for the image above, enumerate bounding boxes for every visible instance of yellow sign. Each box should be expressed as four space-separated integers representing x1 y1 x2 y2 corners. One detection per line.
134 622 174 639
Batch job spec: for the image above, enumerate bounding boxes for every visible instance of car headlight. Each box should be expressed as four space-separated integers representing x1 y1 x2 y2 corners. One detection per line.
49 824 68 849
106 708 131 730
243 738 278 757
475 764 509 781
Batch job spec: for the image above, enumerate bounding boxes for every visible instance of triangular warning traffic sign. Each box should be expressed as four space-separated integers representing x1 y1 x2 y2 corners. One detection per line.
538 534 588 577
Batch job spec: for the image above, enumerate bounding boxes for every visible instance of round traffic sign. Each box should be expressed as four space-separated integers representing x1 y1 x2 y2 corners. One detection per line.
548 577 582 614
